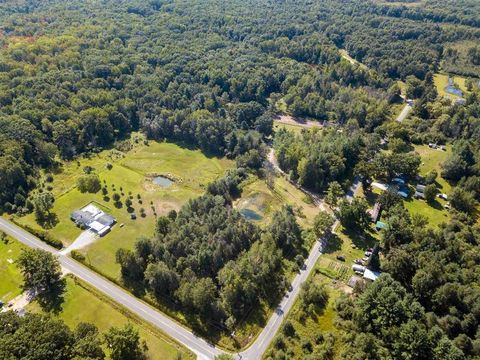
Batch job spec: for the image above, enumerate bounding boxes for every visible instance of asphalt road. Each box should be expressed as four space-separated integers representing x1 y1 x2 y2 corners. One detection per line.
0 217 221 360
0 175 362 360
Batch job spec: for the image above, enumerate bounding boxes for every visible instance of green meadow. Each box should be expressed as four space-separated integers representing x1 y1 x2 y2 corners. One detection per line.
28 276 194 360
17 137 234 279
0 236 25 303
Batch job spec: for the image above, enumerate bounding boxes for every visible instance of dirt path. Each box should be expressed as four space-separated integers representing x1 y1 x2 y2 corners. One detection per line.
275 115 323 129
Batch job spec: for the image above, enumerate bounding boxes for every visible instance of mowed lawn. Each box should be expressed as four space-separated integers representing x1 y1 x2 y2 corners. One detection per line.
17 140 233 279
404 145 452 228
28 276 194 360
0 237 25 303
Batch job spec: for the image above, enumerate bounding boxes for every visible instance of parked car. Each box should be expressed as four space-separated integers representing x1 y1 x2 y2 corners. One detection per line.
336 255 346 262
354 259 363 265
364 251 372 257
438 193 448 200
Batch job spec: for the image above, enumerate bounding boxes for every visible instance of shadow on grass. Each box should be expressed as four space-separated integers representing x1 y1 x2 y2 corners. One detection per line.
36 278 67 314
341 228 377 250
322 234 343 254
39 213 59 229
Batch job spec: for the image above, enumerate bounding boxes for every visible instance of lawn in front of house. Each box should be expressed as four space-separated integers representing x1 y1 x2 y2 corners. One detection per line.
0 236 25 303
27 276 194 360
405 144 452 227
16 138 234 280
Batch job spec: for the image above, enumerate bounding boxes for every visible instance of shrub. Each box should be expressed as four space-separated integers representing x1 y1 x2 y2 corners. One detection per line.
77 174 101 193
71 250 86 262
282 320 295 337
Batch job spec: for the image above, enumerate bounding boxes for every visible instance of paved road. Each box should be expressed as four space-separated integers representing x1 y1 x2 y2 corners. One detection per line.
396 103 412 122
239 234 327 359
0 217 221 360
0 174 361 360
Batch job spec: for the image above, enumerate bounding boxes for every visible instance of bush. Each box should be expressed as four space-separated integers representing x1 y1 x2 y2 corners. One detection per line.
13 222 63 249
71 250 86 262
273 335 286 349
77 174 101 193
282 320 295 337
424 184 438 203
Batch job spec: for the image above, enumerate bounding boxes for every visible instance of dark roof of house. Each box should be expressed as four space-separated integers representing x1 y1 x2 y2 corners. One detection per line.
97 214 116 226
70 210 94 226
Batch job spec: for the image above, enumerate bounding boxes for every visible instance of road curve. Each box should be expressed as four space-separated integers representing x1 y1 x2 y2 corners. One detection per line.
0 174 362 360
0 217 221 360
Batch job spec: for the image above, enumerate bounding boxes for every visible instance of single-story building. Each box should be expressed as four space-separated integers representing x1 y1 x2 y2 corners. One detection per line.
369 202 382 223
70 204 116 236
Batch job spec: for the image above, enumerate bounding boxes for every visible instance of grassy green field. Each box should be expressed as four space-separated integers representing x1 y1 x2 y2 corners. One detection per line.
0 236 25 303
28 276 194 360
404 144 452 227
434 73 469 99
263 273 342 359
235 175 319 228
17 137 233 279
273 121 305 134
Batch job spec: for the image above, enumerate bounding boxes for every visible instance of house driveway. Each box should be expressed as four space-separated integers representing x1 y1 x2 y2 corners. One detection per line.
60 230 97 255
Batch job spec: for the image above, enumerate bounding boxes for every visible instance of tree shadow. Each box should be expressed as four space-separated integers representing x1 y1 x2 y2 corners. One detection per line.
40 213 59 229
36 278 66 314
322 234 343 254
427 199 444 210
342 228 377 250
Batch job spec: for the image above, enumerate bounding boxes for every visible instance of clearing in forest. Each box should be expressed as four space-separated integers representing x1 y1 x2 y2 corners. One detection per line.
16 138 234 279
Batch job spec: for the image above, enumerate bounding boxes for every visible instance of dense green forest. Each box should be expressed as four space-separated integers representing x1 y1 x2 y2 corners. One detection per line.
1 0 480 210
1 0 480 358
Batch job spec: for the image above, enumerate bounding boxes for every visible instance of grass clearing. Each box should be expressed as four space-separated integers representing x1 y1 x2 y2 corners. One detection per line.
17 138 234 279
27 276 193 360
0 237 25 303
235 175 318 228
434 73 469 99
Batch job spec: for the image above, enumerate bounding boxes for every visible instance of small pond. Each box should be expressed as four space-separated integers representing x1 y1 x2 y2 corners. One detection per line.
152 176 174 188
239 208 263 221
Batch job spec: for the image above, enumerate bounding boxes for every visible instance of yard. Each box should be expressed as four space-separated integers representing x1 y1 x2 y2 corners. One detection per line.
27 276 194 360
404 144 452 227
16 137 234 279
0 236 25 303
